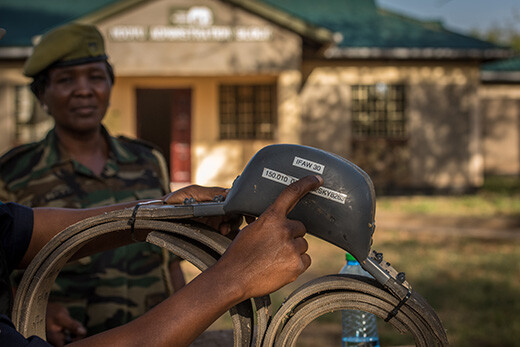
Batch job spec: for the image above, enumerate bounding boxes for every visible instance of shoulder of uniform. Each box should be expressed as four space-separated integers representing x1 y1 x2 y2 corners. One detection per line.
0 142 41 168
116 135 168 163
116 135 165 155
0 142 43 182
116 135 170 190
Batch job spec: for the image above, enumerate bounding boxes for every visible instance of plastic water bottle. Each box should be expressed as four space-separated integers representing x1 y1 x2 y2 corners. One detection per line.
340 252 380 347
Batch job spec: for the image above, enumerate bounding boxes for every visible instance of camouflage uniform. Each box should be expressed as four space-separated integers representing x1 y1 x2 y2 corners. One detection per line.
0 126 173 335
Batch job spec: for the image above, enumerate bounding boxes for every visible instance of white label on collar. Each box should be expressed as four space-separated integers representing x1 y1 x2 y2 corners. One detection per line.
262 168 346 204
292 156 325 174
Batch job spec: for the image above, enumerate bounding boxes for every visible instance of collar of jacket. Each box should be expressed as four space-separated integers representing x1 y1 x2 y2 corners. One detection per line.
41 125 139 169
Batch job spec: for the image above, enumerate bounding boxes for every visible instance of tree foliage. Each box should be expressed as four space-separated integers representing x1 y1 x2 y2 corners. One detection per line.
469 9 520 52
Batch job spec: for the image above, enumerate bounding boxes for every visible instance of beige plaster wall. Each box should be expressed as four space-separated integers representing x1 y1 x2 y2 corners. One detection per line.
107 74 279 188
0 0 492 191
0 66 26 153
95 0 301 76
299 60 482 191
407 63 481 189
95 0 303 187
479 84 520 175
0 66 53 154
0 85 16 154
0 56 487 191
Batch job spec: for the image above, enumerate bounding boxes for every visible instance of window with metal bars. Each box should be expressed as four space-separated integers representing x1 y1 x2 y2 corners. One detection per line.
351 83 406 139
219 84 276 140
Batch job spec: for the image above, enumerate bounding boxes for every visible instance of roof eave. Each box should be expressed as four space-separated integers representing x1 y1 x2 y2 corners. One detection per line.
0 47 33 59
324 47 516 60
481 70 520 83
0 0 151 60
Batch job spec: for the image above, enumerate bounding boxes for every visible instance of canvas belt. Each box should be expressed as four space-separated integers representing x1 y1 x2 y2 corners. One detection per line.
12 204 448 346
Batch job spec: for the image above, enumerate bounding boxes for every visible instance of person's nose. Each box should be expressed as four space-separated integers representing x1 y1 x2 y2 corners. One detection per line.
73 75 93 97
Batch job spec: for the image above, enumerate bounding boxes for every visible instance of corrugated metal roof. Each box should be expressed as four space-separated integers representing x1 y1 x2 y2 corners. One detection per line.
258 0 502 50
0 0 514 60
482 56 520 71
0 0 122 47
481 56 520 82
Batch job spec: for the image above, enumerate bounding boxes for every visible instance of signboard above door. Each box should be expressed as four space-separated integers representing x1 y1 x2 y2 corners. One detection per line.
108 5 273 42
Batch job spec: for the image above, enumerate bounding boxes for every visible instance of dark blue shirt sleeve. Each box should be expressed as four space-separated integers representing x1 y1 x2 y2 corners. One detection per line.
0 202 34 272
0 314 51 346
0 203 45 344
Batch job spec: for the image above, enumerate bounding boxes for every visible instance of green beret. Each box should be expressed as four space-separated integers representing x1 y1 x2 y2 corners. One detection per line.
23 23 108 77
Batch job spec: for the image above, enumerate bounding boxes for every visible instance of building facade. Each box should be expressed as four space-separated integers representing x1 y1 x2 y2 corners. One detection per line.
0 0 515 193
480 57 520 177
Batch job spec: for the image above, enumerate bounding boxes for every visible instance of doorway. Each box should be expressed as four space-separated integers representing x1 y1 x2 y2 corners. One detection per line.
136 88 192 186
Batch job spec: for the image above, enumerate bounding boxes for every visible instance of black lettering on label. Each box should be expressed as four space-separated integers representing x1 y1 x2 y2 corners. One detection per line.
292 156 325 174
262 167 346 204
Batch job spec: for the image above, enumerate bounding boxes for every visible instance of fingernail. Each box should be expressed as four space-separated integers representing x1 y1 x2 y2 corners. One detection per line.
221 224 231 235
77 326 87 335
315 175 324 184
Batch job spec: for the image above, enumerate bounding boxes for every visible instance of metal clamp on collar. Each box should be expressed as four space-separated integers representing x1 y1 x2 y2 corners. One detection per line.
385 288 412 322
128 200 165 241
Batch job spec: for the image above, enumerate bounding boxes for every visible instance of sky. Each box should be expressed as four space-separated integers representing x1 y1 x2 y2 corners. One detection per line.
376 0 520 35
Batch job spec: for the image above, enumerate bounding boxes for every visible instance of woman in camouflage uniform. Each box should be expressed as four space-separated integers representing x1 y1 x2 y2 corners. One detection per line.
0 23 185 344
0 26 322 347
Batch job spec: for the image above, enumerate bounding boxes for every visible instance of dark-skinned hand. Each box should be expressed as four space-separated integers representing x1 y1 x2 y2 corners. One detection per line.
215 175 323 299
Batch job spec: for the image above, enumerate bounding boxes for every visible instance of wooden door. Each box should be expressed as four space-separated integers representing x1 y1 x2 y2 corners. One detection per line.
170 89 191 183
136 88 192 185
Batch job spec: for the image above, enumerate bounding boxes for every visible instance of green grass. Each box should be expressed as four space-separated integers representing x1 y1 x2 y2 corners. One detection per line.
186 176 520 346
267 231 520 346
372 231 520 346
191 237 519 346
377 193 520 217
377 176 520 218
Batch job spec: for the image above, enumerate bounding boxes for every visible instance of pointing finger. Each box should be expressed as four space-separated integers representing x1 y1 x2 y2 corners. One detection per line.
268 175 323 217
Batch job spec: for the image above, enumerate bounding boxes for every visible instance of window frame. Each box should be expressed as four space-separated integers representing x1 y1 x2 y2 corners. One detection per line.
219 83 277 140
351 83 407 140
